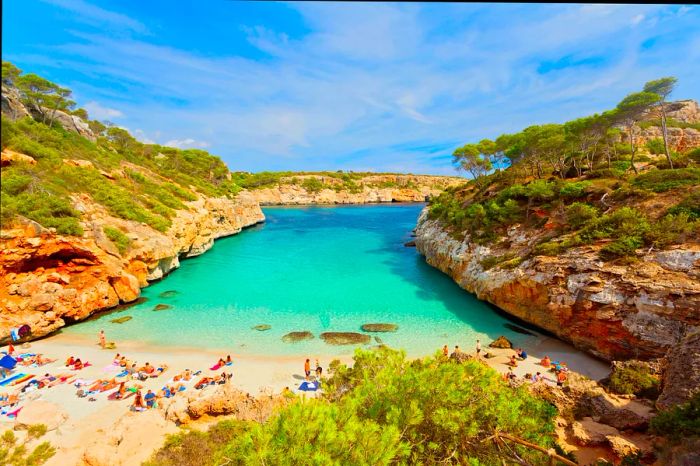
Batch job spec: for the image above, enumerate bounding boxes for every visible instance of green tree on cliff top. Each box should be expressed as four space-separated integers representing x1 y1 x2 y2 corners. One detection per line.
644 76 678 169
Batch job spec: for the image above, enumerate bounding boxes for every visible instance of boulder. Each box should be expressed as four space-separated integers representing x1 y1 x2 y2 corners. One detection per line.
657 331 700 410
404 240 416 247
282 331 314 343
449 351 472 363
158 290 178 298
1 149 36 167
110 316 132 324
14 400 68 431
110 274 140 303
570 418 620 446
361 323 398 332
252 324 272 331
605 435 640 458
489 335 513 349
320 332 371 345
153 303 172 311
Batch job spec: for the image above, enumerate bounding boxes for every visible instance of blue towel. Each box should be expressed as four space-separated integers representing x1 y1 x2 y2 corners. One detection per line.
298 381 319 392
0 373 25 387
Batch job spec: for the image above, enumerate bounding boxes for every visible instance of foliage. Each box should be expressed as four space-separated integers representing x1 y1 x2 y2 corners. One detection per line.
608 363 660 399
559 181 591 199
149 348 558 466
645 138 666 155
650 391 700 442
301 177 326 193
103 226 131 254
668 192 700 220
631 168 700 193
0 424 55 466
566 202 598 229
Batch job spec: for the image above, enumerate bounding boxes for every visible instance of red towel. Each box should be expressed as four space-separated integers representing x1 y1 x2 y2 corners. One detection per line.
209 363 221 371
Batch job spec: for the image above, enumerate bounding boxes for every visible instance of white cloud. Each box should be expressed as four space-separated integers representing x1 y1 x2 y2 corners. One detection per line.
164 138 210 149
42 0 148 34
83 101 124 119
631 14 645 25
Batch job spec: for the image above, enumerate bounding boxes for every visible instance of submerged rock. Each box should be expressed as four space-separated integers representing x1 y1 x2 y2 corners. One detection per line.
489 335 513 349
158 290 178 298
110 316 132 324
361 323 398 332
321 332 371 345
404 240 416 247
282 331 314 343
374 336 384 344
153 303 172 311
252 324 272 331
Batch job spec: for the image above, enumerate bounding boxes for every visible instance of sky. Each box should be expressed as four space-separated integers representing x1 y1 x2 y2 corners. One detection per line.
2 2 699 175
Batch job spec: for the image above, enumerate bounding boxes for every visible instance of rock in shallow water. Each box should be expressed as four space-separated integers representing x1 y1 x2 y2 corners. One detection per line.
110 316 132 324
153 303 172 311
282 331 314 343
158 290 178 298
489 335 513 349
361 323 398 332
252 324 272 331
321 332 371 345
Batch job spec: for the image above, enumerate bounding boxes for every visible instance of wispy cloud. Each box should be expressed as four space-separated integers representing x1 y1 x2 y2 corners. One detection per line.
83 100 123 119
6 2 698 174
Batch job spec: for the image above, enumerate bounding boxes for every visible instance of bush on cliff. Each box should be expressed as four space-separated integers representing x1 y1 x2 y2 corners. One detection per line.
650 391 700 442
608 362 660 399
149 348 558 465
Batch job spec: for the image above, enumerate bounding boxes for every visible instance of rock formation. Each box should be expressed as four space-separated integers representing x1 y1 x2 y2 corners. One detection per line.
281 331 314 343
657 331 700 410
0 191 264 343
360 323 398 332
250 174 464 205
415 209 700 361
320 332 371 345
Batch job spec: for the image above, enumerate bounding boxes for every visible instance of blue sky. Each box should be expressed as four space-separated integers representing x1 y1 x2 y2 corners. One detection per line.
3 1 699 175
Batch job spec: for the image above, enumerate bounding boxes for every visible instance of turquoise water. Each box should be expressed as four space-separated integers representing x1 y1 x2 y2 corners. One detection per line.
62 204 533 357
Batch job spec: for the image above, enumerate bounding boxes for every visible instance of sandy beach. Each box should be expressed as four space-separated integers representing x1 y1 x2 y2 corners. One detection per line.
0 329 610 465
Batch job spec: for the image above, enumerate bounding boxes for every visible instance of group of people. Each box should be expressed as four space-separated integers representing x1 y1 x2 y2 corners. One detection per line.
441 339 484 359
65 356 89 370
304 358 322 380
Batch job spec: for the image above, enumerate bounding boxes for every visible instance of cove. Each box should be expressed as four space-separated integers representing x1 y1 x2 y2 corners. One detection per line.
61 204 531 357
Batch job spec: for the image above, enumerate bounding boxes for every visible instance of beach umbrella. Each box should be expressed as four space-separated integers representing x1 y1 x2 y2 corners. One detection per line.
0 354 17 370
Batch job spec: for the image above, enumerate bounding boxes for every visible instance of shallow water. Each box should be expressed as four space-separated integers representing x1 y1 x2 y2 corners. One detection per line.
62 204 535 357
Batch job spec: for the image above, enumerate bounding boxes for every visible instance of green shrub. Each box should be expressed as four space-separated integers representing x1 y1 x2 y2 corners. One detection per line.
566 202 598 228
668 192 700 220
687 147 700 163
1 171 33 195
645 138 665 155
559 181 591 199
644 213 697 248
600 235 643 260
0 424 55 466
608 362 660 399
650 391 700 442
103 226 131 254
631 168 700 193
587 168 625 179
653 154 690 169
301 177 325 193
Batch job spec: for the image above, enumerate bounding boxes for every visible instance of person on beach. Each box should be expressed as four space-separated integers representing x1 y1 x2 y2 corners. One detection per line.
442 345 449 358
65 356 75 367
73 358 84 370
99 330 106 349
133 390 145 411
115 382 127 399
516 348 528 360
454 345 461 354
144 389 156 408
304 359 311 379
315 359 322 378
556 370 567 387
508 355 518 367
476 340 481 358
540 355 551 367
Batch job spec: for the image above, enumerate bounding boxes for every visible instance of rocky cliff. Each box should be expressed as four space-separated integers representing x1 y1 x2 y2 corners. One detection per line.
0 191 264 343
415 209 700 361
250 174 464 205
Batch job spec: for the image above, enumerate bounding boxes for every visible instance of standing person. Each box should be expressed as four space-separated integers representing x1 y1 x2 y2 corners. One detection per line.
476 339 481 358
315 359 322 378
144 389 156 408
556 370 567 387
442 345 449 358
99 330 106 349
304 359 311 380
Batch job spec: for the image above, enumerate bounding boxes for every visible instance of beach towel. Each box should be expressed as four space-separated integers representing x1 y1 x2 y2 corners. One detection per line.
209 363 222 371
6 407 22 418
0 354 17 370
298 381 319 392
0 373 25 387
11 374 35 386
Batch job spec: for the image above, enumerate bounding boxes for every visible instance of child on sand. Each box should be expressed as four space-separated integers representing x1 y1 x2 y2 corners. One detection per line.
315 359 322 377
99 330 106 349
540 356 551 367
508 355 518 367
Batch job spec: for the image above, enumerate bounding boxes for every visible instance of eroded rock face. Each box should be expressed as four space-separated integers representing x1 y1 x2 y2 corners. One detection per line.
415 210 700 361
0 191 264 343
657 331 700 410
251 174 464 205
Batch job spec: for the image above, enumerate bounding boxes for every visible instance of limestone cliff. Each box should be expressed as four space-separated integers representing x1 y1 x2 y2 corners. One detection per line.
0 192 264 343
250 174 464 205
415 209 700 361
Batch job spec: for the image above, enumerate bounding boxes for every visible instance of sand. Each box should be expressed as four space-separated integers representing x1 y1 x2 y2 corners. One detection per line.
0 329 610 465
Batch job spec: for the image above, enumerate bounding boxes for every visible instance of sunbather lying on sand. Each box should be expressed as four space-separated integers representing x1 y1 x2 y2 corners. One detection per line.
194 377 214 390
